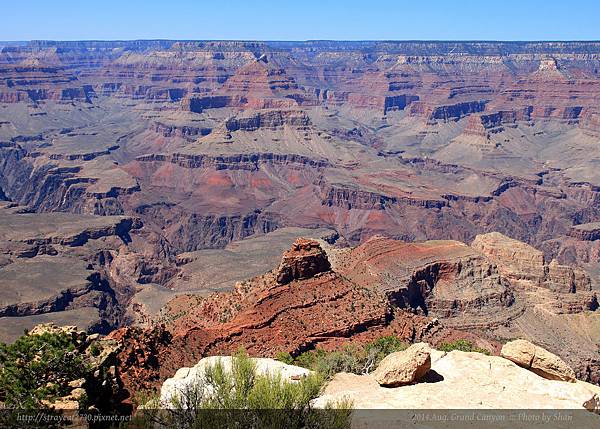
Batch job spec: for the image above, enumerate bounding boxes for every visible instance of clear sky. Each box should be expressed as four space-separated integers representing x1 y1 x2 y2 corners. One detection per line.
3 0 599 41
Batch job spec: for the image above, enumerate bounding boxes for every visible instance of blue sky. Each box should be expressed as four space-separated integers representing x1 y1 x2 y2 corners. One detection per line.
4 0 599 41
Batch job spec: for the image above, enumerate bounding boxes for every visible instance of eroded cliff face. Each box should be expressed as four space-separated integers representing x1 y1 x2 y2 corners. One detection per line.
472 232 593 295
0 202 148 341
335 237 516 324
2 40 600 394
4 134 600 269
2 41 600 262
103 234 597 394
224 109 311 132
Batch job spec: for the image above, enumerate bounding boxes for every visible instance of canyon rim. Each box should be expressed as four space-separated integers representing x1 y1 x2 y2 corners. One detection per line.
1 1 600 428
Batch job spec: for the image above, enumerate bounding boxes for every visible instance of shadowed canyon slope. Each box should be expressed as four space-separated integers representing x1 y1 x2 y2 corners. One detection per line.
1 40 600 392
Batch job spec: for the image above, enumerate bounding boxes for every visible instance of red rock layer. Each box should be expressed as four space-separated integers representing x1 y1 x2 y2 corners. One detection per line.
109 237 527 395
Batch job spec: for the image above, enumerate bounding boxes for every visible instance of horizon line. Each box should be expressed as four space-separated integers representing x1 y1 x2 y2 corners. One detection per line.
4 39 600 43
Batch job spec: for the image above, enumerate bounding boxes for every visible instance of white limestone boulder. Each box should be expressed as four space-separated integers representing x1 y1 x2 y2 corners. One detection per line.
159 356 311 408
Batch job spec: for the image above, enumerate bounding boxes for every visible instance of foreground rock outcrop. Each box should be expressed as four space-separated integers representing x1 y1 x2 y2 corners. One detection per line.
313 348 600 412
109 325 173 395
108 233 600 395
112 237 497 394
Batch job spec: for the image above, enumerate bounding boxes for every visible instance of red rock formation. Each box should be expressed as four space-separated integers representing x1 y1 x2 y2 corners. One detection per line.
109 325 172 396
107 238 495 393
186 58 315 112
98 231 600 397
275 238 331 284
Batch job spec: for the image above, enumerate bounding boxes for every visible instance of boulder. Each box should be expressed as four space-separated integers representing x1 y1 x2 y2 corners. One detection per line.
69 388 87 401
372 342 431 386
501 339 577 382
42 398 80 410
68 378 85 389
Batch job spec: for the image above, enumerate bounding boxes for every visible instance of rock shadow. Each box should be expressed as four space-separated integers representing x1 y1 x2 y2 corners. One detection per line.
421 370 444 383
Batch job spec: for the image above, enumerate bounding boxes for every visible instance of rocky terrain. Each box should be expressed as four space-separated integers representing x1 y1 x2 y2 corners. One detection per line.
98 234 596 400
152 341 600 427
2 41 600 255
1 40 600 410
314 342 600 426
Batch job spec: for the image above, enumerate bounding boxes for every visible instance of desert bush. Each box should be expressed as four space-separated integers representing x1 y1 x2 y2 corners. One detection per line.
365 335 407 360
88 342 101 357
161 350 351 429
290 335 408 378
274 351 294 365
437 339 491 355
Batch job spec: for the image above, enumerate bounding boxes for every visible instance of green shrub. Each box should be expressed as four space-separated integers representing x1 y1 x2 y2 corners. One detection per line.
162 350 351 429
437 339 491 355
293 335 408 378
88 342 101 357
303 347 363 379
365 335 408 360
0 332 88 409
275 351 294 365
